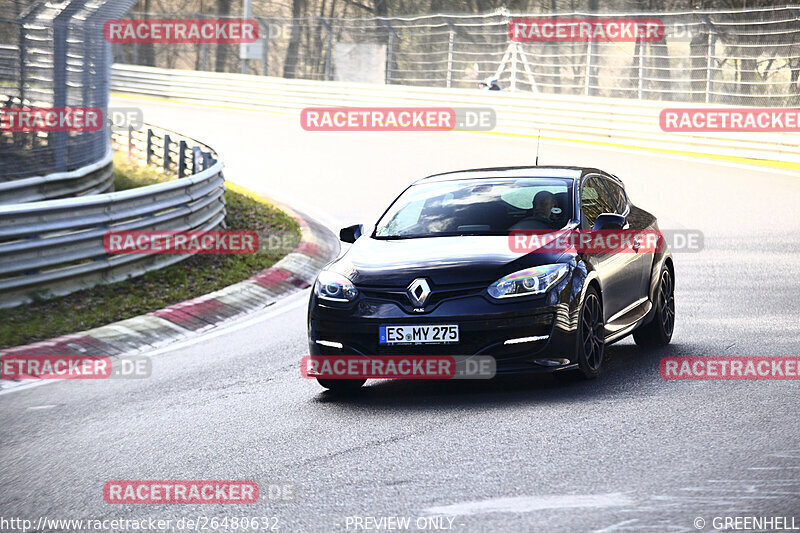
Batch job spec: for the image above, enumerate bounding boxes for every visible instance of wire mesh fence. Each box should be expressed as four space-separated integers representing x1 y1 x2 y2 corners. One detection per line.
112 7 800 107
0 0 137 181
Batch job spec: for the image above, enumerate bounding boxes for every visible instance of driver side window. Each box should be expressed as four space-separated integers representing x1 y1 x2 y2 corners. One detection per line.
581 176 615 228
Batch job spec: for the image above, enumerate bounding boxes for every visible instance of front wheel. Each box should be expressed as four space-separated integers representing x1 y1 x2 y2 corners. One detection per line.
576 286 605 379
633 266 675 347
316 378 366 393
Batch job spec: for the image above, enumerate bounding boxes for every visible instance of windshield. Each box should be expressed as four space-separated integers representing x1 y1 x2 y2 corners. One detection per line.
374 178 574 239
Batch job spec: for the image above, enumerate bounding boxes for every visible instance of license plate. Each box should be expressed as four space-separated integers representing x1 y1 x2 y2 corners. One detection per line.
379 325 459 345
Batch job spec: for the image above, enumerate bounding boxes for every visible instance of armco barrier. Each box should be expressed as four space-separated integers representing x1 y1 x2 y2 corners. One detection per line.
0 124 225 309
111 64 800 167
0 149 114 205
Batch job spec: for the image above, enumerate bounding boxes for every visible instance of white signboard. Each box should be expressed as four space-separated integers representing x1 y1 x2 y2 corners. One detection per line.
240 40 263 60
334 43 386 84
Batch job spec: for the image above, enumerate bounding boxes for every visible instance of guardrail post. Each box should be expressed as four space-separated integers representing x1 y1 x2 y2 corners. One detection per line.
163 134 171 173
192 146 203 173
146 128 153 165
178 140 187 178
128 124 133 159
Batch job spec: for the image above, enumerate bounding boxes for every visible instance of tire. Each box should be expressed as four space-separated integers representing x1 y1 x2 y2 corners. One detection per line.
576 286 605 379
316 378 366 392
633 266 675 348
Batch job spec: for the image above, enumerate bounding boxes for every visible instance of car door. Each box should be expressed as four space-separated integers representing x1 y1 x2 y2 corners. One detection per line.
580 175 642 322
600 177 651 303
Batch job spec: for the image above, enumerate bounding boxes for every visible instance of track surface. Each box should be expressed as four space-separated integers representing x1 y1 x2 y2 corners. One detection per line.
1 96 799 533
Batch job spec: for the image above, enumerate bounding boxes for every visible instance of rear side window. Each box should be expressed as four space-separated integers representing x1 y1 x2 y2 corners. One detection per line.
581 176 615 227
601 178 627 214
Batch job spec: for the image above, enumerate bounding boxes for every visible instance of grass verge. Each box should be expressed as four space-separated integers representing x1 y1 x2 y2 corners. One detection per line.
0 155 301 349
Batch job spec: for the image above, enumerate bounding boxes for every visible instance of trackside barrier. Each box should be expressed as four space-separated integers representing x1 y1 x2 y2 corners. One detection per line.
0 124 225 309
0 149 114 205
110 64 800 166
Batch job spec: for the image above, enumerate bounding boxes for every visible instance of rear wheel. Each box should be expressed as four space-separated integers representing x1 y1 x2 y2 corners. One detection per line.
576 286 605 379
316 378 366 393
633 266 674 347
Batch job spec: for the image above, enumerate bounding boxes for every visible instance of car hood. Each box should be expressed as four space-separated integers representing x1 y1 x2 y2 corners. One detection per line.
328 235 569 286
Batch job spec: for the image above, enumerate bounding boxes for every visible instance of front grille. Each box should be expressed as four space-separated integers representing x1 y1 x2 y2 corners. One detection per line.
359 283 485 312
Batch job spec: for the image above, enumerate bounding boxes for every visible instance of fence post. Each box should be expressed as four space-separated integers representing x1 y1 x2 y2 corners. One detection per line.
256 17 272 76
705 32 717 104
163 134 171 173
241 0 252 75
584 40 595 96
637 40 645 99
18 20 27 104
318 18 333 81
264 21 270 76
510 43 518 91
378 20 396 85
445 20 456 88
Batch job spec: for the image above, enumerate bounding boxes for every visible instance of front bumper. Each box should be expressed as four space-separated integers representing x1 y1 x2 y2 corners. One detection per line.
307 273 581 374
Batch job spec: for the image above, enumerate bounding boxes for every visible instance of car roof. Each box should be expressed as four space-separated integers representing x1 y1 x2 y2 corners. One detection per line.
415 166 615 184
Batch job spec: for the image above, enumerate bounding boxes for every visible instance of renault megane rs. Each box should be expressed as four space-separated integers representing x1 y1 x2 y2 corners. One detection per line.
307 166 675 391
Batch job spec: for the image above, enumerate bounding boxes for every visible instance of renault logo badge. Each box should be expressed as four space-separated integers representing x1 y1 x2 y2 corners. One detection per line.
407 278 431 307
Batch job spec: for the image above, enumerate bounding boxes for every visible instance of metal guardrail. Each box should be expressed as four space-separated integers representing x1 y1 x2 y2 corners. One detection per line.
0 148 114 205
0 124 225 309
111 64 800 166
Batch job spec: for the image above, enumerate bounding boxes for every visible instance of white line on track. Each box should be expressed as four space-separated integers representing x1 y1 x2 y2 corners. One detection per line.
423 492 634 516
591 519 640 533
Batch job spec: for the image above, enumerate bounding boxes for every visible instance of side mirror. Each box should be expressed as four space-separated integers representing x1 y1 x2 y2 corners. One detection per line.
593 213 626 231
339 224 363 243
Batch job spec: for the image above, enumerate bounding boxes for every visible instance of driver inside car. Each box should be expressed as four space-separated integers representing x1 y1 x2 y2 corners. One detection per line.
510 190 559 230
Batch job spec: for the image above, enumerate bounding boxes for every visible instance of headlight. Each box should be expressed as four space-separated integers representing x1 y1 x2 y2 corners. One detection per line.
315 271 358 302
488 264 569 299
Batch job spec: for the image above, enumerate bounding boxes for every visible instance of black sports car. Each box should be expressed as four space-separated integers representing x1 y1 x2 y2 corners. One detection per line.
307 166 674 391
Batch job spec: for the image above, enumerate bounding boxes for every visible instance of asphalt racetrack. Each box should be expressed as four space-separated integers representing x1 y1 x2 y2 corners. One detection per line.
1 95 799 533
